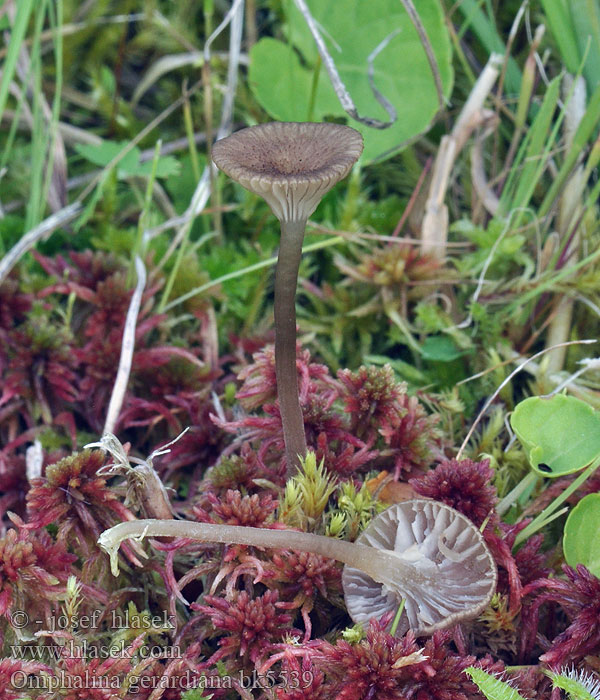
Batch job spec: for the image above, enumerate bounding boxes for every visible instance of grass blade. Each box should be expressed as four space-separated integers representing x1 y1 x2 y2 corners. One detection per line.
539 0 580 72
500 77 560 221
0 0 35 121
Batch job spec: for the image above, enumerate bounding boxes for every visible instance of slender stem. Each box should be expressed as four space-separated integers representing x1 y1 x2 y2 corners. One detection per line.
390 598 406 636
513 458 600 548
496 471 538 516
98 514 496 635
275 219 309 476
98 519 410 587
162 235 344 313
245 0 257 48
306 55 321 122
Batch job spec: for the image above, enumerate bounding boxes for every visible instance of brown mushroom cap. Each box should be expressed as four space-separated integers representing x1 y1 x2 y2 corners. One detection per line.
212 122 363 222
342 499 497 636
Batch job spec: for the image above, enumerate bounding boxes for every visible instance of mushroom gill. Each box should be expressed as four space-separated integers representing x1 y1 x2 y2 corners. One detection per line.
342 499 497 635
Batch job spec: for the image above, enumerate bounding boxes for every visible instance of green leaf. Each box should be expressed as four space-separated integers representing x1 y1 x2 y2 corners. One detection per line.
0 0 35 122
545 666 600 700
564 492 600 577
510 394 600 476
249 0 453 162
248 38 339 122
455 0 521 94
539 0 581 74
539 81 600 217
501 76 560 217
364 354 428 384
570 0 600 92
75 141 180 179
464 667 527 700
420 335 466 362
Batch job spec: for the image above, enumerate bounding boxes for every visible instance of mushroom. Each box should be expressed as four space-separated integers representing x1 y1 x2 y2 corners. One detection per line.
342 498 497 636
98 498 496 636
212 122 363 476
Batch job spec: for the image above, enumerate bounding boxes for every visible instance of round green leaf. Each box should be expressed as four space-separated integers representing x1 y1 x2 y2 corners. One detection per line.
420 335 466 362
249 0 453 162
510 394 600 477
248 38 340 122
564 493 600 577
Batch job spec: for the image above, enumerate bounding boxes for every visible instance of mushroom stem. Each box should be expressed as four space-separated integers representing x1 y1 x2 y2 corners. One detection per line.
99 500 498 636
274 218 309 476
98 518 410 586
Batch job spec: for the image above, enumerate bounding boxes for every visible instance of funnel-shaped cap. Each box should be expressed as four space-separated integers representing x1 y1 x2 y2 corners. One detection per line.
212 122 363 223
342 499 497 636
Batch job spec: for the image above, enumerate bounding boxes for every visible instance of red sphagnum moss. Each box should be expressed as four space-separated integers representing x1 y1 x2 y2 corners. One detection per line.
25 450 134 548
192 589 297 667
0 525 74 620
3 225 600 700
314 615 501 700
410 458 498 528
521 564 600 666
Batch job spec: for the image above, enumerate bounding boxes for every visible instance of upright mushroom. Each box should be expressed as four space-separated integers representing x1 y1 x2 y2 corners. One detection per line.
98 498 497 636
212 122 363 476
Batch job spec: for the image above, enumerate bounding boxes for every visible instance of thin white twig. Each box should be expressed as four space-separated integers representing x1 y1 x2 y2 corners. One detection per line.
421 53 503 258
0 201 81 284
400 0 445 111
151 0 244 261
453 207 537 330
216 0 244 141
545 357 600 396
26 440 43 482
204 0 244 63
456 339 597 459
103 257 147 436
367 29 401 125
577 294 600 318
508 0 529 46
132 51 248 106
293 0 396 128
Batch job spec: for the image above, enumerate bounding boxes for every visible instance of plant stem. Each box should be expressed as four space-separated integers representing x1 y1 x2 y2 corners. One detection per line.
513 458 600 548
245 0 257 48
98 519 413 587
390 598 406 636
161 234 344 313
306 55 321 122
496 471 539 516
275 219 309 476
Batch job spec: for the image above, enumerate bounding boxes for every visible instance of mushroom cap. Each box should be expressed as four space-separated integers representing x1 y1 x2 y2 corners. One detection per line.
212 122 363 223
342 499 497 636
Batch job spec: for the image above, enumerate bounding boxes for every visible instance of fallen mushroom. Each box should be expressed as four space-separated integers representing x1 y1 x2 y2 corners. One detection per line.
98 498 496 636
212 122 363 476
342 498 497 635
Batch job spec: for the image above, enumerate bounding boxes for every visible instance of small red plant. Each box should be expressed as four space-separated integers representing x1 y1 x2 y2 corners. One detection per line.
25 450 135 552
0 657 51 700
0 524 74 622
193 488 278 527
410 458 498 528
268 550 342 639
192 589 296 668
314 615 494 700
521 564 600 665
